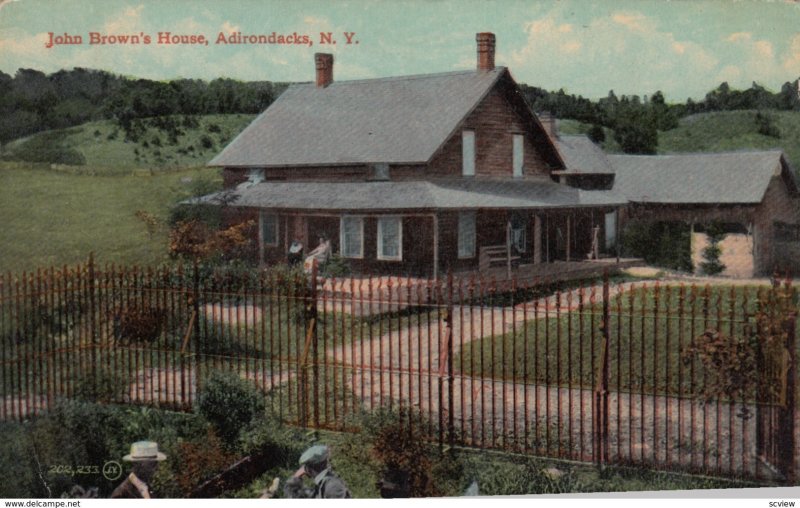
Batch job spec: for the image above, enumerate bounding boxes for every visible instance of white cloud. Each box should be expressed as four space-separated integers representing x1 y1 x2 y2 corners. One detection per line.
784 34 800 75
220 21 240 34
509 10 719 98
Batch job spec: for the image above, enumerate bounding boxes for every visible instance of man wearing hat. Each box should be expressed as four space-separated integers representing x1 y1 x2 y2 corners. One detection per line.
110 441 167 498
283 445 351 498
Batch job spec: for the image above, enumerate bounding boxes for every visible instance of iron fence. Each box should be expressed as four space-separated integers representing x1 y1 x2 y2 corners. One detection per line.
0 257 796 482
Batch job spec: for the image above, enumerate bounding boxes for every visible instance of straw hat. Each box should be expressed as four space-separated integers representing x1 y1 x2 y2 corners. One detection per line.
123 441 167 462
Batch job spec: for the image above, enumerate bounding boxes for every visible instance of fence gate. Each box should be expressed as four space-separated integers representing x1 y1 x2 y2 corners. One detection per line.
755 313 796 482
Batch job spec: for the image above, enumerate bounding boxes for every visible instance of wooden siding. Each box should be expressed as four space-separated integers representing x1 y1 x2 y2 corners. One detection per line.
426 86 551 178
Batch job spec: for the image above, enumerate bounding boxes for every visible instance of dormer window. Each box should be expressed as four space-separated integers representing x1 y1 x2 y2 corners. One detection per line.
462 130 475 176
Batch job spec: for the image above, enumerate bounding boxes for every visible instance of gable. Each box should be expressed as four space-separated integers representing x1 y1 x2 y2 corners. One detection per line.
209 68 509 168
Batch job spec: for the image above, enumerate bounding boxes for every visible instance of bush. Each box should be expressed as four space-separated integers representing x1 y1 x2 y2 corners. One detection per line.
755 111 781 138
621 221 692 272
699 223 726 275
173 428 237 495
338 407 465 498
73 365 129 403
320 254 351 278
197 370 265 446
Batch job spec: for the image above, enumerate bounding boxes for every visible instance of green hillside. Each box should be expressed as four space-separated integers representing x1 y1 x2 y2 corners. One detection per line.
1 114 255 174
561 110 800 165
0 163 221 273
658 110 800 165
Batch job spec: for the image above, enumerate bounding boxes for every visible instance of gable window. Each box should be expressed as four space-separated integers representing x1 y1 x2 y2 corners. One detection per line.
340 216 364 258
462 130 475 176
377 217 402 261
513 134 524 178
260 212 278 246
458 212 476 259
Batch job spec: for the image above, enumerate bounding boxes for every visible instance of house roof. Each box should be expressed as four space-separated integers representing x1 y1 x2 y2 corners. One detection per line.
210 69 504 167
608 150 796 204
188 178 626 211
209 67 562 168
554 135 614 174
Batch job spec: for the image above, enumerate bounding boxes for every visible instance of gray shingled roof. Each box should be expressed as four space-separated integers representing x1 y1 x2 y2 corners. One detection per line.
608 151 791 204
189 178 626 210
210 68 508 167
555 135 614 174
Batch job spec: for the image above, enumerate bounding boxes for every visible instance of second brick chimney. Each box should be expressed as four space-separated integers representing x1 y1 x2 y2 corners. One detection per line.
315 53 334 87
476 32 495 71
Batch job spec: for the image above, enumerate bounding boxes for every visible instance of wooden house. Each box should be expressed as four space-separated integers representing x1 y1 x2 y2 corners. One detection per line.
197 33 628 278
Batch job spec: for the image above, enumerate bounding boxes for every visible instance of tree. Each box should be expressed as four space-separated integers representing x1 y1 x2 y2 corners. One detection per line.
699 223 726 275
613 106 658 154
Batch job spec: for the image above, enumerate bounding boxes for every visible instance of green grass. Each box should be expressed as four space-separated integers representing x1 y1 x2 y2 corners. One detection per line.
1 114 255 173
659 110 800 165
0 163 222 272
559 110 800 167
455 284 766 397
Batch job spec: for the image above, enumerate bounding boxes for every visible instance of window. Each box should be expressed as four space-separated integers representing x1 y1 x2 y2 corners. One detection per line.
247 168 265 184
511 212 528 253
458 212 476 258
340 216 364 258
462 130 475 176
377 217 402 261
261 213 278 246
513 134 524 178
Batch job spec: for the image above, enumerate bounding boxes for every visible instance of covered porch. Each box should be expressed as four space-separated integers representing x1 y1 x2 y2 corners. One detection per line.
193 178 629 280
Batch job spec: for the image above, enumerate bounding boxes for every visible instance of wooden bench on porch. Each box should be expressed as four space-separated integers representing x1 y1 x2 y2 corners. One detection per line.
479 244 521 272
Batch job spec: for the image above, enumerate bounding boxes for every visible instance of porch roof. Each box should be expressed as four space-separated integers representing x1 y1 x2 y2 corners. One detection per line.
188 178 627 211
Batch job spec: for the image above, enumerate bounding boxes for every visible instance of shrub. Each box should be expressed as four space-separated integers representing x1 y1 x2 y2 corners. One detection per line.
196 370 265 446
699 223 726 275
200 135 214 149
342 407 464 498
319 254 351 278
621 221 692 272
755 111 781 138
173 428 237 495
113 303 166 343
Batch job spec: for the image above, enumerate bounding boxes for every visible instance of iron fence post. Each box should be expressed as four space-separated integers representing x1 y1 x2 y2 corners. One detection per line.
594 271 610 467
447 271 455 450
781 311 796 483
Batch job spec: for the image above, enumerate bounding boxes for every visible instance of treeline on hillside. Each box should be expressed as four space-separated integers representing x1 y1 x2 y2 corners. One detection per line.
521 79 800 154
1 66 798 155
0 68 287 143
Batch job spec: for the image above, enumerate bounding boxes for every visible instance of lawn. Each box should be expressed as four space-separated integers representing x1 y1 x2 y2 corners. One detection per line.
1 114 256 173
455 284 779 398
0 163 222 272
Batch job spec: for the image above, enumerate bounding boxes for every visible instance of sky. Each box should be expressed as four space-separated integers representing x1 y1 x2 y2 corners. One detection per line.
1 0 800 101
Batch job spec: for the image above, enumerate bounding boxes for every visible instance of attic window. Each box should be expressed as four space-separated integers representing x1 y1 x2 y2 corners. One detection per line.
513 135 524 178
462 131 475 176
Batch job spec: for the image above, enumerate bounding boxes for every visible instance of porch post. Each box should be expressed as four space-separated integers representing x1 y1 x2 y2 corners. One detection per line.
257 211 265 266
615 207 621 264
546 213 550 263
433 213 439 281
533 214 542 264
506 218 512 279
566 213 571 262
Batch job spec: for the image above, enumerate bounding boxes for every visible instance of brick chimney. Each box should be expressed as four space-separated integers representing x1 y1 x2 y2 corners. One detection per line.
538 112 558 140
315 53 333 87
476 32 495 71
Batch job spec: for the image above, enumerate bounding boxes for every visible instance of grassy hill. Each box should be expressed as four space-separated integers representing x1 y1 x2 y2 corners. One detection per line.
561 110 800 166
658 110 800 165
0 162 222 273
1 114 256 174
